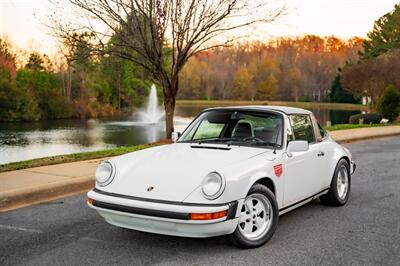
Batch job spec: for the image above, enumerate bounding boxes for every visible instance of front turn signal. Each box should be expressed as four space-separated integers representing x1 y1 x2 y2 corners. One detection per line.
87 197 94 205
190 210 228 220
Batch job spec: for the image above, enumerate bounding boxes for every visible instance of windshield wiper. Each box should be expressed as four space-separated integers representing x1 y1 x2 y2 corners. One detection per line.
228 138 281 148
191 137 236 144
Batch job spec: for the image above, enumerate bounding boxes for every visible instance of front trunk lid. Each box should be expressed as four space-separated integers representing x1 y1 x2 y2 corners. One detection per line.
103 143 273 202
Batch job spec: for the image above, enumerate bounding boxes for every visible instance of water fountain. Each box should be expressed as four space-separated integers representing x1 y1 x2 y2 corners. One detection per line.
105 84 188 143
138 84 164 124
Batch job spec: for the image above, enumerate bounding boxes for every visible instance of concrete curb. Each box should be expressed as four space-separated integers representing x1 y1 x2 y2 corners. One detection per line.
0 176 94 212
329 126 400 143
1 127 399 212
334 132 400 143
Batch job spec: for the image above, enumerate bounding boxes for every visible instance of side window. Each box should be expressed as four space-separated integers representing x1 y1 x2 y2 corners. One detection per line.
318 123 327 138
290 115 316 143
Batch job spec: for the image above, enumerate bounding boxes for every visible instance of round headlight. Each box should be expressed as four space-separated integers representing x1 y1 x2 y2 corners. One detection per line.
201 172 225 200
96 161 115 186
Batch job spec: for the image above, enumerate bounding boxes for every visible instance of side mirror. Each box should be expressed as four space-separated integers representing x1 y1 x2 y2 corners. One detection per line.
171 132 181 143
286 140 309 157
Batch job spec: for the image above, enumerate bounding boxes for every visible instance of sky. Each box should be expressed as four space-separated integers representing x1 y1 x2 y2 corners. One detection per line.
1 0 399 55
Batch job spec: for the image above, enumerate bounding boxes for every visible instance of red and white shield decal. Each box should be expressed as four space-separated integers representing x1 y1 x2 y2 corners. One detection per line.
274 164 283 177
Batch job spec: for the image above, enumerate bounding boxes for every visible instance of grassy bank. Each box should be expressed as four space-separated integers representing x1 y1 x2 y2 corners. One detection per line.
177 100 368 111
0 141 170 173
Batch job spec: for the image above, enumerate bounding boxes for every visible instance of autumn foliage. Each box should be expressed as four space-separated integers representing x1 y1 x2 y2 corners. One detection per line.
179 35 363 101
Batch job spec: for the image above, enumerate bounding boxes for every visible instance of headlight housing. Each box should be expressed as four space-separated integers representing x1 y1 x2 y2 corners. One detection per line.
201 172 225 200
95 161 115 187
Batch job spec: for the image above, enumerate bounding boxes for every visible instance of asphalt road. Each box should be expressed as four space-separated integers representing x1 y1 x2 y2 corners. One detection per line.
1 137 400 266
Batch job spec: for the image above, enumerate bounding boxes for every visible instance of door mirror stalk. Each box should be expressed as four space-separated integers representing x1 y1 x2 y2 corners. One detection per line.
171 132 181 143
286 140 309 157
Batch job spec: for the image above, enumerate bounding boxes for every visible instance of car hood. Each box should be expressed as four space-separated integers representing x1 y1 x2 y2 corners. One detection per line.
103 143 277 202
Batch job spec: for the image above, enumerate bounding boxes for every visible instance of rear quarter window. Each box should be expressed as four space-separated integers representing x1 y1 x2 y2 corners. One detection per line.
318 123 327 138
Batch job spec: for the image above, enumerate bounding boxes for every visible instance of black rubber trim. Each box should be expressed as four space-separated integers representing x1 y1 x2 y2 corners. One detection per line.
92 188 239 220
92 199 239 221
227 201 238 219
279 188 329 212
92 200 190 220
93 188 230 207
351 161 356 174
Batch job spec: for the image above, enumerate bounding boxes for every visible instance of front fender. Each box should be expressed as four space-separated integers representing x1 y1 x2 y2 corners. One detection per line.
183 156 283 208
243 171 283 209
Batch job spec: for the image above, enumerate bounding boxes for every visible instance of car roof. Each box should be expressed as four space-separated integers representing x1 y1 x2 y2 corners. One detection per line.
204 105 312 115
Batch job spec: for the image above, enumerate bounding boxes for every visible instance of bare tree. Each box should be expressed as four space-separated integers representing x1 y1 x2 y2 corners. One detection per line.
342 48 400 110
54 0 286 138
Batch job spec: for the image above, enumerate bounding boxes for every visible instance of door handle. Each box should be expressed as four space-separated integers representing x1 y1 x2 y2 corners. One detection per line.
317 151 325 157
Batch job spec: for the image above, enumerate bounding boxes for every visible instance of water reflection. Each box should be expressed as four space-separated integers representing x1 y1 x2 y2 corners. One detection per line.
103 120 165 144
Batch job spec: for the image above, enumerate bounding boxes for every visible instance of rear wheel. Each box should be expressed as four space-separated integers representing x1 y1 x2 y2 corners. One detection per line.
229 183 278 248
320 159 351 206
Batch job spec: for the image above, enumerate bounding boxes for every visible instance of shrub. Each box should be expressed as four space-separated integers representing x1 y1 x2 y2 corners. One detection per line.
0 80 40 121
377 85 400 122
299 95 312 102
349 113 383 124
38 90 74 119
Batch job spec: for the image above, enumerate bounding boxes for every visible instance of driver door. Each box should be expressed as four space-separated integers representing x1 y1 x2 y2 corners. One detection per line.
283 114 323 207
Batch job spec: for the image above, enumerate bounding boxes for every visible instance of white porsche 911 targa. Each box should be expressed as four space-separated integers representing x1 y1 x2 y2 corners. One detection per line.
87 106 356 248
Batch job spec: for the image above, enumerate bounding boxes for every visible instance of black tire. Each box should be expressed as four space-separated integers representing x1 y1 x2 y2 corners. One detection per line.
228 183 279 249
320 159 351 206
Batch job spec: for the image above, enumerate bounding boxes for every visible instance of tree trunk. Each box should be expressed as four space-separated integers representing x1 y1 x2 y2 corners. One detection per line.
164 98 175 139
162 76 178 139
61 70 66 97
67 64 72 101
117 72 121 110
80 71 86 101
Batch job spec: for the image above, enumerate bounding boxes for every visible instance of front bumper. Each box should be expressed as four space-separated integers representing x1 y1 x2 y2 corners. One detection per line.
351 161 356 175
87 189 240 238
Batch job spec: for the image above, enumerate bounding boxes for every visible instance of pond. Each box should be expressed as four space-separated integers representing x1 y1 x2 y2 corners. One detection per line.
0 105 360 164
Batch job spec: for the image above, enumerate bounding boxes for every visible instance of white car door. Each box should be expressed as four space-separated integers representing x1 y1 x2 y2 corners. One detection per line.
283 114 325 207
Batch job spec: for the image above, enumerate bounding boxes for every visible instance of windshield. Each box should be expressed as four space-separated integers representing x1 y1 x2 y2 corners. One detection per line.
179 110 283 148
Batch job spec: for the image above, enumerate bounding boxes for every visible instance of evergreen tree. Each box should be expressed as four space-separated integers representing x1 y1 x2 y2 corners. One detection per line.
329 73 358 103
361 4 400 58
26 53 45 72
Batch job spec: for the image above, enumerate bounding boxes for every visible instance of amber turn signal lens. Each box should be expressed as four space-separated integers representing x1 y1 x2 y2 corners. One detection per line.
190 210 228 220
87 197 94 205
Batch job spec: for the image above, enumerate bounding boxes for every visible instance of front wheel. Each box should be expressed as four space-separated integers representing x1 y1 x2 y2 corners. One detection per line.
229 184 278 248
320 159 351 206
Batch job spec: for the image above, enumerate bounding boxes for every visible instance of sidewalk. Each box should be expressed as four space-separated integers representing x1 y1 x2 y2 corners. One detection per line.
328 125 400 143
1 125 400 212
0 159 106 211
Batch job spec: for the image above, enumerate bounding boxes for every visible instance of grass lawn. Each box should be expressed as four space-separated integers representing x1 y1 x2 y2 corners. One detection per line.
177 100 369 111
0 141 170 173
